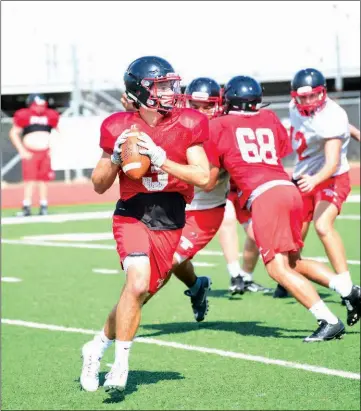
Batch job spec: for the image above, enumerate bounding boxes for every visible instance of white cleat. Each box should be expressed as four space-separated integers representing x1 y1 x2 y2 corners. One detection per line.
80 341 101 392
104 363 129 393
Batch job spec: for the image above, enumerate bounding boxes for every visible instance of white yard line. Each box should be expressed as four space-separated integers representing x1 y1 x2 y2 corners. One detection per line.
2 239 360 265
2 318 359 381
2 202 360 226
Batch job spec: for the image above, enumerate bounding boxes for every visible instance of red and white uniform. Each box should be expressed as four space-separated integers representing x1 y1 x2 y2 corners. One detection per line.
174 115 230 264
289 97 351 221
175 168 229 263
13 104 59 181
209 109 303 264
100 108 209 293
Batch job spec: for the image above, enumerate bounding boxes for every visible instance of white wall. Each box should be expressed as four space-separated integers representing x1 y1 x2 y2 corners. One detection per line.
2 1 360 94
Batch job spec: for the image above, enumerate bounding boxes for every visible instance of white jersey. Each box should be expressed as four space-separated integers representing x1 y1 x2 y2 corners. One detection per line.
186 169 229 211
289 97 350 180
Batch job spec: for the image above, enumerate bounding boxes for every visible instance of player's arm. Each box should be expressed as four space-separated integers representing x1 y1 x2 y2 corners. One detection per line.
350 124 360 142
9 125 32 159
298 138 341 193
161 144 210 188
91 151 120 194
202 164 220 192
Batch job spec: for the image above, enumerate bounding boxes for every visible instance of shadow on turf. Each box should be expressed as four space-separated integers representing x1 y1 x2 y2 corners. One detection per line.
98 370 184 403
138 320 312 339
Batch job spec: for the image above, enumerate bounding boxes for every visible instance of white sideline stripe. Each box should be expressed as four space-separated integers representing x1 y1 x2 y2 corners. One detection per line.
2 204 359 226
2 318 359 381
2 239 360 265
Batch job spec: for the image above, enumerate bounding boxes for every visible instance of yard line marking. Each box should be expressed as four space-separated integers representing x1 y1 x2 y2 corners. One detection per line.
1 277 22 283
193 262 216 267
345 194 360 203
2 239 360 265
92 268 119 275
2 204 359 226
1 211 113 225
2 318 359 380
23 233 113 242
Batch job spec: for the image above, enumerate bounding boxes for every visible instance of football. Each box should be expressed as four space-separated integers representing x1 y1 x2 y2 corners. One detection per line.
121 125 151 180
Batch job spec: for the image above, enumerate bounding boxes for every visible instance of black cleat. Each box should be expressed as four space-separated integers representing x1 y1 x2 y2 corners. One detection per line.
16 206 31 217
245 281 274 294
229 275 245 295
273 284 289 298
39 205 48 216
303 319 345 343
184 276 212 322
342 285 361 326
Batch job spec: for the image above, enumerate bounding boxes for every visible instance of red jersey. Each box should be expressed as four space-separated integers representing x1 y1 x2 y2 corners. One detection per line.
100 108 208 204
209 109 292 208
13 105 59 136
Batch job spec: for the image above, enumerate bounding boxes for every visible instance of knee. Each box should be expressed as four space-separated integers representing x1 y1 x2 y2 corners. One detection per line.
314 219 333 238
123 255 150 298
126 275 149 298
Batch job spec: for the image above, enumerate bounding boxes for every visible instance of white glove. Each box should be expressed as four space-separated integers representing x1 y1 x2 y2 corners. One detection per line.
137 132 167 168
110 128 130 165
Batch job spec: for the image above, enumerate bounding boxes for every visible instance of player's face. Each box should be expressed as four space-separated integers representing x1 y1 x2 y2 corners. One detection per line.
151 80 180 108
296 92 321 106
189 100 217 119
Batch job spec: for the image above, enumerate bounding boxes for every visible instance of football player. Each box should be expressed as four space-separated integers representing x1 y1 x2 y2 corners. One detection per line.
9 94 59 216
204 75 348 342
80 56 210 393
286 68 361 325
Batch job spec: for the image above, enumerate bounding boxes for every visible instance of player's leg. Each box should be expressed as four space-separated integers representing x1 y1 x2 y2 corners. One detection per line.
218 196 245 294
103 224 182 392
173 258 211 322
241 220 272 293
172 208 224 321
20 153 36 216
253 185 344 342
273 207 311 298
38 182 48 215
267 252 344 342
313 198 360 325
38 149 54 215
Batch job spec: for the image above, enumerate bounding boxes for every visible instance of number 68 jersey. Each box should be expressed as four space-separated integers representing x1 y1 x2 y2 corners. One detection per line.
289 97 350 180
209 109 292 210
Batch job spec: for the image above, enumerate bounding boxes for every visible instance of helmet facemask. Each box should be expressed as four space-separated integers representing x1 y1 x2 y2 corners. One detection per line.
183 91 222 119
127 73 182 114
291 85 326 116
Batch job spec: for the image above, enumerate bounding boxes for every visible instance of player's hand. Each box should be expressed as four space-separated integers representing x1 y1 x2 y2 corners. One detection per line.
20 149 33 160
137 132 167 168
110 128 131 165
121 93 136 112
298 174 317 193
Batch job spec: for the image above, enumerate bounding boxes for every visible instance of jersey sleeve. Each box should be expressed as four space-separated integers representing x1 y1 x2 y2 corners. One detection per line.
319 105 349 139
189 112 209 146
275 114 293 158
99 117 116 154
13 109 28 128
